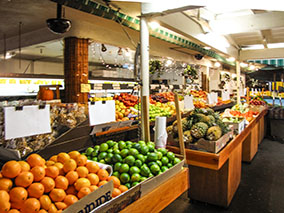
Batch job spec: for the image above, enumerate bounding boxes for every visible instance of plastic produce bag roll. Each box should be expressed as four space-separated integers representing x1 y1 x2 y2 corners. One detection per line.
154 116 168 148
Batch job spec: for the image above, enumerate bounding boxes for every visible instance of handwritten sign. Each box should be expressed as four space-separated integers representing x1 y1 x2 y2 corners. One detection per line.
184 95 194 110
88 101 115 126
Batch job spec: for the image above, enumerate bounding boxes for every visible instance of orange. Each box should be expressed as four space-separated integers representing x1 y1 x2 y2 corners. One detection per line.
76 166 89 178
98 180 108 187
15 172 34 188
57 153 70 164
89 185 98 192
97 169 109 181
112 188 121 198
107 176 120 188
18 161 30 172
49 189 66 202
87 173 99 185
54 202 67 210
85 162 99 174
1 161 21 178
0 200 11 212
48 203 57 213
0 172 2 178
64 195 78 207
27 154 45 168
45 161 55 167
39 195 52 211
45 166 59 179
49 155 57 162
74 178 91 191
0 178 13 191
10 201 24 210
21 198 40 213
30 166 46 182
54 163 64 176
77 187 91 199
8 209 20 213
55 176 69 190
118 185 128 193
27 183 44 198
0 190 10 202
63 159 77 173
66 186 77 195
68 151 80 160
75 155 87 166
40 177 55 193
39 210 47 213
65 171 79 185
9 187 27 203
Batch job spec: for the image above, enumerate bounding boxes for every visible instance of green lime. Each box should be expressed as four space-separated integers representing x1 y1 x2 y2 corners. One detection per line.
105 153 113 164
167 163 173 168
132 143 141 152
132 182 139 187
129 148 139 157
147 141 155 147
87 156 91 160
112 171 120 178
150 164 160 175
140 146 149 155
94 145 100 150
119 163 130 173
149 173 154 178
147 144 155 152
131 173 141 183
140 177 147 182
81 153 86 156
129 166 140 175
91 149 99 157
114 162 122 171
92 157 98 162
167 152 175 161
86 147 94 156
161 166 168 172
140 165 150 177
120 149 129 158
135 159 143 168
157 148 167 155
98 152 107 160
113 144 119 150
107 149 113 153
174 157 181 165
118 141 126 150
156 151 163 160
156 160 162 167
106 140 115 147
100 143 109 152
113 149 120 155
161 156 169 165
125 183 131 189
124 156 135 166
148 162 158 167
99 159 105 163
147 153 158 162
137 154 145 163
120 173 130 184
112 154 123 163
126 141 133 147
138 140 146 146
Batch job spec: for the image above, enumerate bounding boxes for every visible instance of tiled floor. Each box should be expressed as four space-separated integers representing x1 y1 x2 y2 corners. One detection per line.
162 139 284 213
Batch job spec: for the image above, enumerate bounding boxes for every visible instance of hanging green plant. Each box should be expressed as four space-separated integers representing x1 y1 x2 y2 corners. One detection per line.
149 60 162 77
184 65 198 79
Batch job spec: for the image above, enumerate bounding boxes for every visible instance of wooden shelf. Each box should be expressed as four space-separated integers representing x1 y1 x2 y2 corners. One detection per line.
120 168 189 213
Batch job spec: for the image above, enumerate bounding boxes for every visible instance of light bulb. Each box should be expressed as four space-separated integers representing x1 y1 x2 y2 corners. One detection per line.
149 21 160 29
214 62 221 67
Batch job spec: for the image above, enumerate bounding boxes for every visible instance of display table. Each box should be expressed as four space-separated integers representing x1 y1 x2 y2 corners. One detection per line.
120 168 189 213
168 109 267 207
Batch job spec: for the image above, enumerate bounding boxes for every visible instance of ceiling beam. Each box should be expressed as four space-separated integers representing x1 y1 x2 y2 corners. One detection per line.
240 48 284 60
210 11 284 35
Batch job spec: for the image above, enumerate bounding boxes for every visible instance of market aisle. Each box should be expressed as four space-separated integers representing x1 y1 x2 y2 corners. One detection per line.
162 139 284 213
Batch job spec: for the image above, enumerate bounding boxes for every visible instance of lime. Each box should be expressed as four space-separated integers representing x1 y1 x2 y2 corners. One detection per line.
161 166 168 172
129 166 140 175
99 159 105 164
147 141 155 147
134 160 143 168
148 162 158 167
106 140 115 147
140 177 147 182
105 153 113 164
98 152 107 160
167 152 175 161
86 147 94 156
92 157 98 162
126 141 133 147
140 145 149 155
112 171 120 178
140 165 150 177
157 148 167 155
131 173 141 183
132 182 139 187
112 154 123 163
94 145 100 150
156 151 163 160
107 149 113 153
150 164 160 175
113 144 119 150
132 143 141 152
91 149 99 157
148 173 154 178
147 153 158 162
100 143 109 152
156 160 162 167
113 149 121 155
174 157 181 165
125 183 131 189
119 163 130 173
138 140 146 146
87 156 91 160
147 144 155 152
137 154 145 163
81 153 86 156
120 149 129 158
120 173 130 184
161 156 169 165
118 141 126 150
124 156 135 166
114 162 122 171
167 163 173 168
129 148 139 157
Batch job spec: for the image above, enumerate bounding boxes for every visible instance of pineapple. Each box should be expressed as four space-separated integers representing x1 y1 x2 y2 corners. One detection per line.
190 122 208 139
206 125 222 141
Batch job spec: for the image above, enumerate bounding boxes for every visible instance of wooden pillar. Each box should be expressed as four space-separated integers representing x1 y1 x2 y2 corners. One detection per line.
64 37 89 103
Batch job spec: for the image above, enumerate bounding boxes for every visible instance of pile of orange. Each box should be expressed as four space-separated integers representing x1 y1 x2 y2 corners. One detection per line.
0 151 128 213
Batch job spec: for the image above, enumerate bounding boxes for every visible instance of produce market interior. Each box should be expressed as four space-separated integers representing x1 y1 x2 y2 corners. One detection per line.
0 0 284 212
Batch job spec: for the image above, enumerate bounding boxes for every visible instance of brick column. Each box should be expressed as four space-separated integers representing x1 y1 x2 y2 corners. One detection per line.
64 37 89 103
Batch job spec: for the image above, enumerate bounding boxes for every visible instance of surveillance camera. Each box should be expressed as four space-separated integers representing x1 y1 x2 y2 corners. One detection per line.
46 18 71 34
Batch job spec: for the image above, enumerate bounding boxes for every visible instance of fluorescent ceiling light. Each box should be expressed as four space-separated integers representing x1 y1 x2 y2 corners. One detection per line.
241 45 264 50
148 21 160 29
249 65 256 70
240 62 248 68
214 62 221 67
228 57 235 62
267 43 284 49
204 46 211 50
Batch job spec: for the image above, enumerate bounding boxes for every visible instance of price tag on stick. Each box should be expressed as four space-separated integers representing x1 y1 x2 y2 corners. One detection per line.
184 95 194 110
88 101 115 126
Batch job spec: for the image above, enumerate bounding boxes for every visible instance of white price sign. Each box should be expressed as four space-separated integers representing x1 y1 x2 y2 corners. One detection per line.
184 95 195 110
88 101 116 126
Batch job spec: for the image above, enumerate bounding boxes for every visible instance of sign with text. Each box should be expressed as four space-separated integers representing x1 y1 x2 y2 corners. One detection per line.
184 95 194 110
222 91 230 101
88 101 115 126
208 92 218 105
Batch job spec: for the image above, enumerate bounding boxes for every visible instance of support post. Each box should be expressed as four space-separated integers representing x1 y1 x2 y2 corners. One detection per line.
236 61 241 104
